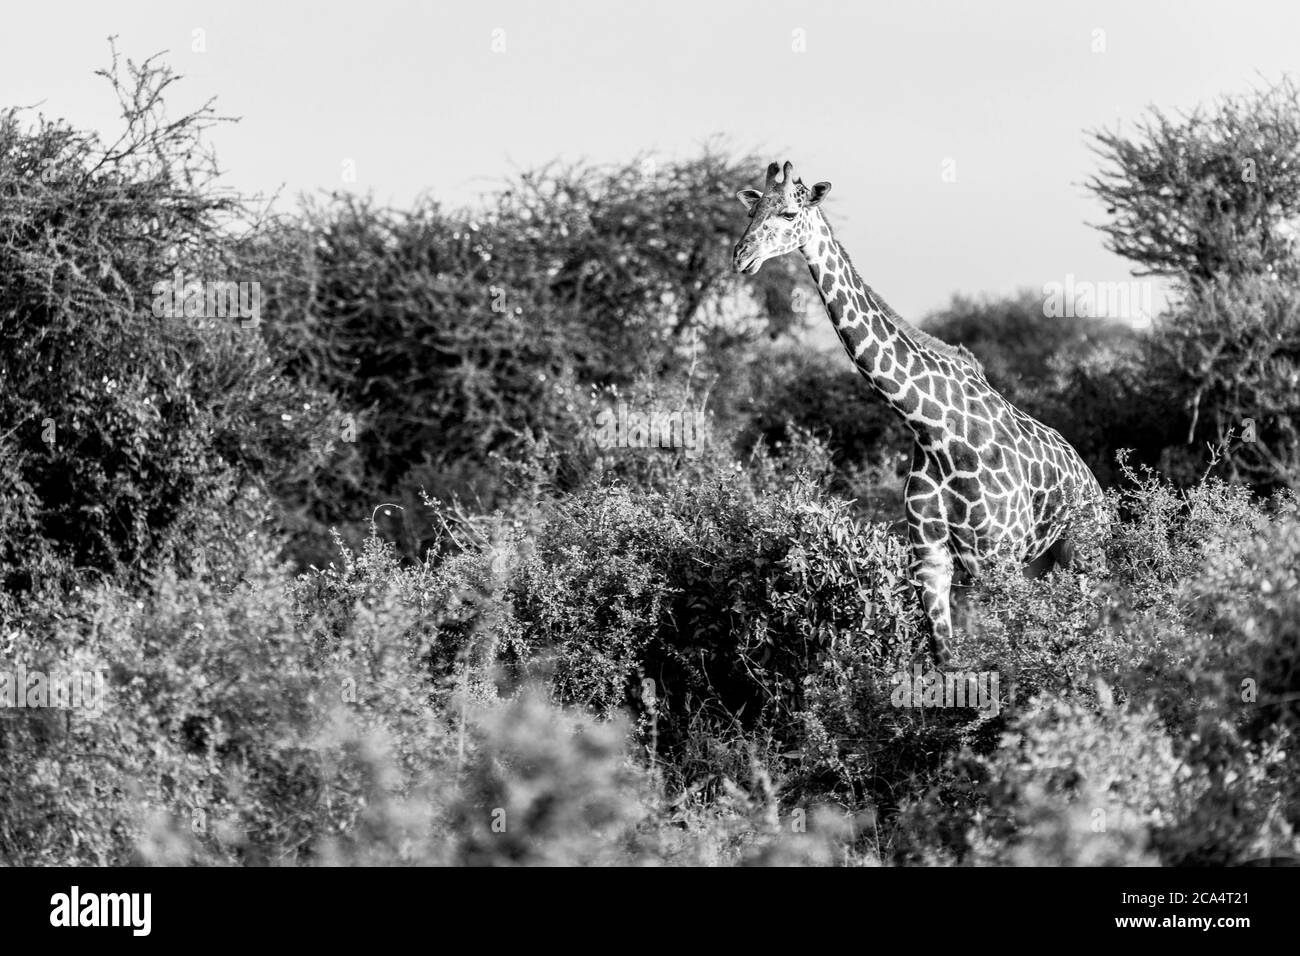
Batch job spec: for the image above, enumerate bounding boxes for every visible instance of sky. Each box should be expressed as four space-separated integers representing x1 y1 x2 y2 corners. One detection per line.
4 0 1299 330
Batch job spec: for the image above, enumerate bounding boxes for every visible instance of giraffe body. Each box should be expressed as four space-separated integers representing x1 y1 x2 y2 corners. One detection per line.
733 162 1104 664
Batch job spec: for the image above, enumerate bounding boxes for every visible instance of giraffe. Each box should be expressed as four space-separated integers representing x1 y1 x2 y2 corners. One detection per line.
732 161 1105 665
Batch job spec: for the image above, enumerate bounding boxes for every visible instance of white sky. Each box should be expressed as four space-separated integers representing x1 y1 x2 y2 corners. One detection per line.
4 0 1298 326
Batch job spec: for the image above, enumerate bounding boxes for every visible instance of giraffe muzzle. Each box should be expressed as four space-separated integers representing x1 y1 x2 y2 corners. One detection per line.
733 243 763 275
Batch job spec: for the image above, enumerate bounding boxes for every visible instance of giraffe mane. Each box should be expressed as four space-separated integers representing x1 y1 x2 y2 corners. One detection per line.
826 225 987 378
871 290 987 378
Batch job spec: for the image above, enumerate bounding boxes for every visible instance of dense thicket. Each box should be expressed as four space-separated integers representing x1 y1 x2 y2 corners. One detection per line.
2 53 1298 865
0 50 342 593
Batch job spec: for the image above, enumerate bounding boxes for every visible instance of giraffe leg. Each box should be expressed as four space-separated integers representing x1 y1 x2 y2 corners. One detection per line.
912 547 955 667
904 446 958 666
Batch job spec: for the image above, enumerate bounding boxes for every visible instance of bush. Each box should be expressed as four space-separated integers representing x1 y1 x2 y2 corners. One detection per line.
0 48 343 591
898 699 1179 866
255 151 809 563
1152 276 1300 492
891 464 1300 866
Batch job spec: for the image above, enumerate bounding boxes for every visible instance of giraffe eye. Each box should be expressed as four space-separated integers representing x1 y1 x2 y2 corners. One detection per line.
780 211 799 220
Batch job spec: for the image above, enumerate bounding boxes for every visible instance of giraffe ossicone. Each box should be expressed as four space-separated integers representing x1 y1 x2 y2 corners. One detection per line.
733 160 1106 665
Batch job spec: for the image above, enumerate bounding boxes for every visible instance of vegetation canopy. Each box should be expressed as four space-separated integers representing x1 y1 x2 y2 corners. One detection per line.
1 50 1298 866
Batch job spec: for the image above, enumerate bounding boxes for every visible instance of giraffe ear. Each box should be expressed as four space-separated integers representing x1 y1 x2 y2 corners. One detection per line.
735 188 763 213
807 181 832 207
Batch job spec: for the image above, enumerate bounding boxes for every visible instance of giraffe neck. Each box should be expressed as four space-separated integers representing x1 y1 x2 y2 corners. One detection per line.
799 212 964 441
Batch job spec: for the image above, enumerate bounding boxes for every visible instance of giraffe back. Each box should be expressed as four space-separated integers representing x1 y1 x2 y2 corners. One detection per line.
904 356 1103 572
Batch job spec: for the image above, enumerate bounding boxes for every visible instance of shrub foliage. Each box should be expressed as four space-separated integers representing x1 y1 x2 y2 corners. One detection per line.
3 51 1300 866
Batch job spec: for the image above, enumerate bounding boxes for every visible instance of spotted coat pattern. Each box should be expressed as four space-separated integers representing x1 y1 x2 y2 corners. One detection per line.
733 162 1103 664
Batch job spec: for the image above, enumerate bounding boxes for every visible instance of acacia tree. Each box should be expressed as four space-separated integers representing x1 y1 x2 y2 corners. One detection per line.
489 148 806 381
1087 78 1300 491
1088 77 1300 286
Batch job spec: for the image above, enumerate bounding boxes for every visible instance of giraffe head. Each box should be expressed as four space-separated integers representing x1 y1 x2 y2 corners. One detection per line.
732 161 832 274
